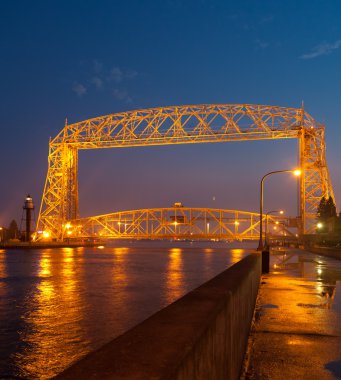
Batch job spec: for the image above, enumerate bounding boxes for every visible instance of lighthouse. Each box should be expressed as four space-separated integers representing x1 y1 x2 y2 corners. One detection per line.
23 195 34 242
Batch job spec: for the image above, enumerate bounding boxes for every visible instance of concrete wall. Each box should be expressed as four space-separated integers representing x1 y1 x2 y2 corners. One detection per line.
55 253 261 380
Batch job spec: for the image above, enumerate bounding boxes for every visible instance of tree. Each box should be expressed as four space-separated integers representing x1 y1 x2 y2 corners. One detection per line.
7 220 19 240
317 196 327 219
335 212 341 235
317 196 337 220
326 196 337 218
316 196 338 235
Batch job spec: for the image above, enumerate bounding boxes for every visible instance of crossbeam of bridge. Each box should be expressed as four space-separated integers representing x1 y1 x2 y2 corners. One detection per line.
36 104 334 240
58 207 295 241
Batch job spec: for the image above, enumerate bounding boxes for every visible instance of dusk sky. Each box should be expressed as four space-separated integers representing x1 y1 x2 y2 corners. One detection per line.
1 0 341 227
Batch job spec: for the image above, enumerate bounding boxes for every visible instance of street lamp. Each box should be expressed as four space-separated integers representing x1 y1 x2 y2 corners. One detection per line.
265 210 284 248
0 227 3 243
61 222 72 241
42 231 50 238
257 169 301 251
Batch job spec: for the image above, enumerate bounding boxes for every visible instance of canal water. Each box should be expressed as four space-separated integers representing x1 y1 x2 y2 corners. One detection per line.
0 241 255 379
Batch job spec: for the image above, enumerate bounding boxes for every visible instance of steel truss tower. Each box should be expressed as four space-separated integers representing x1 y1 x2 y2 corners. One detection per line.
37 104 334 240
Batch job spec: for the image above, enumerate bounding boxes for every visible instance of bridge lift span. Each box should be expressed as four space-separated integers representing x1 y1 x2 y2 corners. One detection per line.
36 104 334 241
63 207 294 241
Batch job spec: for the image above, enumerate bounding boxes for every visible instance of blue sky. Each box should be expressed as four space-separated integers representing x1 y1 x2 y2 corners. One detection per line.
1 0 341 226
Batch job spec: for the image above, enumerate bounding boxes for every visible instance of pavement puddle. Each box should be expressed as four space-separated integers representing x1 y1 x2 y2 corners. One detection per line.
297 303 324 308
262 304 279 309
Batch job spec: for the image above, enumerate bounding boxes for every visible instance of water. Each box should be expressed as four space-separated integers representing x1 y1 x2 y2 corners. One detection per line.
0 241 255 379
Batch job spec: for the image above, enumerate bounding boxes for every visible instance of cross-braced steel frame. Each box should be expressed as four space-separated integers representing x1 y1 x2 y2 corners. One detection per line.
65 208 292 241
36 104 334 240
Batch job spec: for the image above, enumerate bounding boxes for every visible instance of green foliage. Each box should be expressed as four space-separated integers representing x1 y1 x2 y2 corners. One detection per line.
326 196 337 218
317 196 337 220
317 196 327 219
316 196 338 235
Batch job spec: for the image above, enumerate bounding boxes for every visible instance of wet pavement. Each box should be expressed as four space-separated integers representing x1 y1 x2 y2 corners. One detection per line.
245 248 341 380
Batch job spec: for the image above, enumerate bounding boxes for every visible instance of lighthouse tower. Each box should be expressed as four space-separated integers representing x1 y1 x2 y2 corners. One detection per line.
23 195 34 242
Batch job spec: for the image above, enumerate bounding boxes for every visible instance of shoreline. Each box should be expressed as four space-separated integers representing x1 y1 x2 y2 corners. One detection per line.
0 242 104 250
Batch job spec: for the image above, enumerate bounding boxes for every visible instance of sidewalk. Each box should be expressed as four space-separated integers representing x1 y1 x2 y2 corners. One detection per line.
244 248 341 380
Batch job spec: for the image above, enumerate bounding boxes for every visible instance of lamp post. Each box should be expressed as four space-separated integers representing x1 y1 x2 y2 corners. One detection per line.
265 210 284 248
317 222 323 230
0 227 3 243
257 169 301 251
316 222 323 245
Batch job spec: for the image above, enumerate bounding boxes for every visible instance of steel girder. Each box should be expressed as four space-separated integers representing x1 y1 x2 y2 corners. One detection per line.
66 207 292 241
36 104 334 239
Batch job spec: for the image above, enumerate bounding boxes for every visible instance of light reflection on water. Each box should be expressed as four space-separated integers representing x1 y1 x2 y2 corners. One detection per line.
270 248 341 312
0 250 7 295
166 248 184 303
13 248 89 379
0 241 255 379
